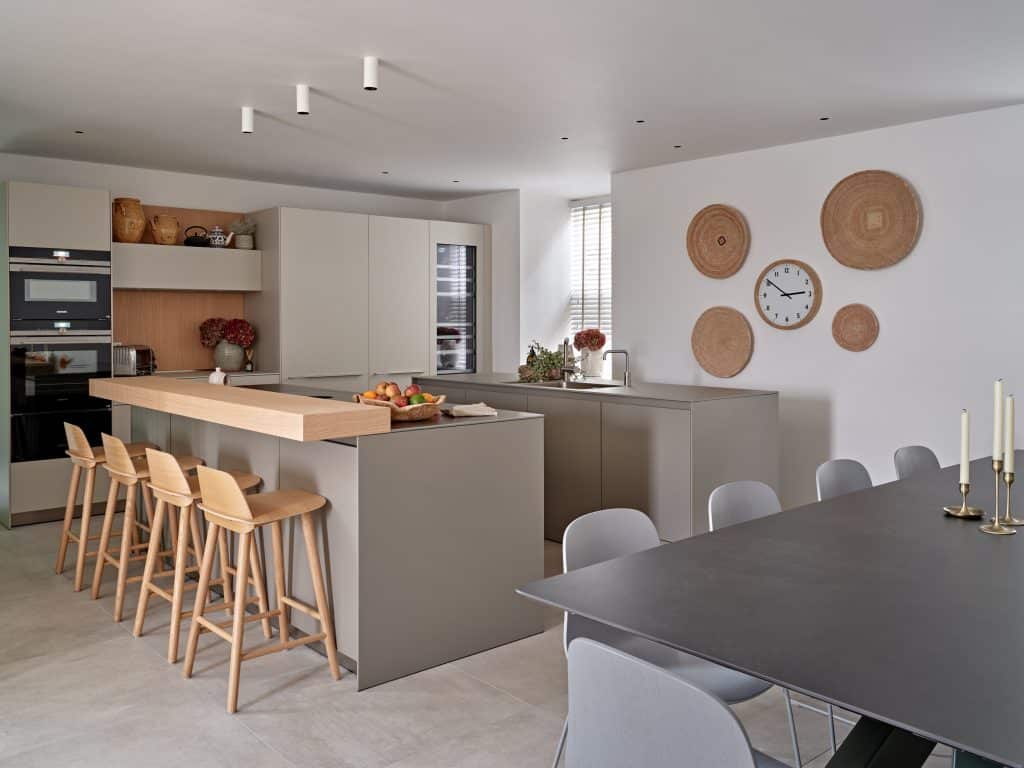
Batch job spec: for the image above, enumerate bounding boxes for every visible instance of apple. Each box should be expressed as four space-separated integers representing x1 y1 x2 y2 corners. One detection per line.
374 381 389 397
392 396 409 407
408 393 426 405
404 384 421 397
385 382 402 399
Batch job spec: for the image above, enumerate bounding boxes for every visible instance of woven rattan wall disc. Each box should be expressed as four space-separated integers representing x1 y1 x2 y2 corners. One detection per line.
821 170 921 269
691 306 754 378
686 204 750 278
832 303 879 351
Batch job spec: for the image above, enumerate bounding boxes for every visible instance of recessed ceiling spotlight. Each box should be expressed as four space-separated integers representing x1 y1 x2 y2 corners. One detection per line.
819 116 831 121
241 106 254 134
381 170 390 175
363 56 379 91
635 119 646 124
452 180 461 183
296 84 310 115
673 144 682 149
560 136 569 141
74 130 85 135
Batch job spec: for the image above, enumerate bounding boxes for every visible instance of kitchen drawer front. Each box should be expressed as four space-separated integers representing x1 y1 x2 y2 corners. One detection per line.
462 386 528 412
228 373 281 387
601 402 692 541
287 373 366 394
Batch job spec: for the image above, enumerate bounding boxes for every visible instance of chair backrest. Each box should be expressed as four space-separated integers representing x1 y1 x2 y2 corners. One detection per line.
562 508 660 655
64 422 94 460
708 480 781 531
816 458 872 501
196 465 253 521
893 445 940 480
145 448 192 503
566 638 759 768
100 433 136 478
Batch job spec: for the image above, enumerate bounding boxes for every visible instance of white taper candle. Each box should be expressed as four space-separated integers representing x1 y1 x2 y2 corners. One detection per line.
1005 395 1015 473
994 379 1005 460
960 409 970 484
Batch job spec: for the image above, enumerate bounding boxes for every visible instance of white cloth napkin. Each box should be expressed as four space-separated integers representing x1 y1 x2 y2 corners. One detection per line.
450 402 498 417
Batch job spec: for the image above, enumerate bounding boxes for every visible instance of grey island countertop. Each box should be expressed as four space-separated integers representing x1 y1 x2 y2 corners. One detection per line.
414 372 775 409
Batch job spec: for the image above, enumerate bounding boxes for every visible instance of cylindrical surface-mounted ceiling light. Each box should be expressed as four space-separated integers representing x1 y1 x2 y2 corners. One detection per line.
241 106 254 134
363 56 379 91
296 84 310 115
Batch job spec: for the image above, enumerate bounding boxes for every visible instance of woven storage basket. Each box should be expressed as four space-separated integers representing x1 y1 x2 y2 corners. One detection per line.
686 204 750 279
832 304 879 351
691 306 754 378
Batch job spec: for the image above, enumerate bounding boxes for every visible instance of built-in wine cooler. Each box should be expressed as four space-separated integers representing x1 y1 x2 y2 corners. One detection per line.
435 243 476 374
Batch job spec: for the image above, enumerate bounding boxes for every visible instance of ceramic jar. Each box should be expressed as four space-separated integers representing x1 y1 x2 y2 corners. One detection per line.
112 198 146 243
150 214 179 245
581 348 604 377
213 340 245 371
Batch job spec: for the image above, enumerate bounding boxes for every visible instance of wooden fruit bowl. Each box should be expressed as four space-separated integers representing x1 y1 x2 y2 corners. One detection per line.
353 394 447 422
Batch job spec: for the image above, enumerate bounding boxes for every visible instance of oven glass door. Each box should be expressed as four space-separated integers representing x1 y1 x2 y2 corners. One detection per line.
11 407 112 463
9 265 111 331
10 336 112 414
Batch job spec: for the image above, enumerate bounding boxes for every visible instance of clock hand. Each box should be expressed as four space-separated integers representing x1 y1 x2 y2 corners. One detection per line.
766 279 786 294
780 290 806 298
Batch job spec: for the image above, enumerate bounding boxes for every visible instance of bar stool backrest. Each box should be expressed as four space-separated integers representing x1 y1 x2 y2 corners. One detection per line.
64 422 95 461
146 447 192 504
101 433 136 478
196 465 253 521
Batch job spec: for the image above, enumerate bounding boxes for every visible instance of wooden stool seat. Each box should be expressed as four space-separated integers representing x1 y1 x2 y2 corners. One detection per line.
184 465 340 713
134 450 266 664
55 423 161 592
91 435 205 622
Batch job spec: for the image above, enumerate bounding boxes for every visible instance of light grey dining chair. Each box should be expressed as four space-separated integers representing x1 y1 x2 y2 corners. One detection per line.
816 458 873 501
566 638 788 768
894 445 940 480
552 508 777 768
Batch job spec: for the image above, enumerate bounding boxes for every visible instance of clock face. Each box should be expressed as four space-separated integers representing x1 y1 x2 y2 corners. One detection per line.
754 259 822 330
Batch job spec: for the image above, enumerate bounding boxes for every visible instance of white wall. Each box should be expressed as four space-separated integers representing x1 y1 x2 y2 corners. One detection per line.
0 151 445 219
613 105 1024 508
442 190 521 371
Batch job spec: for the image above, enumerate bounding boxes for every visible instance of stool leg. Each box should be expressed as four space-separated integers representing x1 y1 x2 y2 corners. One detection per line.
271 520 289 642
184 521 219 680
113 484 137 622
188 504 204 566
167 503 192 663
73 467 96 592
56 464 82 575
91 479 120 599
249 534 273 639
227 530 252 714
133 499 166 637
300 513 341 681
217 528 233 609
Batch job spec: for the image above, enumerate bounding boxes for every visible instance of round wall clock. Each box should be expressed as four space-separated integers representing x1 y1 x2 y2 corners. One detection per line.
754 259 822 330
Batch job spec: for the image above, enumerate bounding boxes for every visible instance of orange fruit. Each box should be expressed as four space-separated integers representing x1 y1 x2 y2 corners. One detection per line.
421 393 435 403
362 391 378 400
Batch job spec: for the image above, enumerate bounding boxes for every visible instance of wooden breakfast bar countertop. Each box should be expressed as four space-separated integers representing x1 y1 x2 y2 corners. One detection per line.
89 376 391 441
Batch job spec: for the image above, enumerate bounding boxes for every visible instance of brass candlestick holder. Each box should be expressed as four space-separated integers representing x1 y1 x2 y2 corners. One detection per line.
944 482 983 519
980 459 1016 535
1000 471 1024 526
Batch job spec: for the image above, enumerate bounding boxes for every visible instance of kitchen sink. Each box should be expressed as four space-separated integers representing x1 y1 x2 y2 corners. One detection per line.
505 380 620 389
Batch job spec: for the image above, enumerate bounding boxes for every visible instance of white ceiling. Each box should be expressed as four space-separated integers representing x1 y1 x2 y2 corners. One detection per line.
2 0 1022 201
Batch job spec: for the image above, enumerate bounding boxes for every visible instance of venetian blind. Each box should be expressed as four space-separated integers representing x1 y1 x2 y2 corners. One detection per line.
569 200 612 343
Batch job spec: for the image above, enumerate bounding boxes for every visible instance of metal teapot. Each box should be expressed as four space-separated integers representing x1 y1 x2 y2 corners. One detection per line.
183 226 210 247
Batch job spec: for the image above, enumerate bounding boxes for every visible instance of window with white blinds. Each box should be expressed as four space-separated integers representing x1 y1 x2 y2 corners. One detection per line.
569 200 612 343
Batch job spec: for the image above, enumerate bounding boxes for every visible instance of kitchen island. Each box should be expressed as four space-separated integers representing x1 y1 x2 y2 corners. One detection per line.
90 378 545 690
415 373 779 541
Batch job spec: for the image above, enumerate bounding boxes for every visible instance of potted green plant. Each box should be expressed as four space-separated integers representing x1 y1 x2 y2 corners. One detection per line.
230 218 257 250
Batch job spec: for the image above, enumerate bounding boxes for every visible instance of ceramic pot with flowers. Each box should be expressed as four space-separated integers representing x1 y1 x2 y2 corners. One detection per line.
574 328 607 377
200 317 256 373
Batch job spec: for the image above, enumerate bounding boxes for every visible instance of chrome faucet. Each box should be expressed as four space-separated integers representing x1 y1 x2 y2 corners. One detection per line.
561 337 577 385
603 349 631 387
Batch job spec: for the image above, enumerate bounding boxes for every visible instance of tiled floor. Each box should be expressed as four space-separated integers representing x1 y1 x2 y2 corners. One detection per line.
0 523 950 767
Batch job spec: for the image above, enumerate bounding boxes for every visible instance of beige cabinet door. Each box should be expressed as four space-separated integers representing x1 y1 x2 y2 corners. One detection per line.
601 403 692 541
7 182 110 251
526 394 603 541
369 216 429 377
280 208 368 380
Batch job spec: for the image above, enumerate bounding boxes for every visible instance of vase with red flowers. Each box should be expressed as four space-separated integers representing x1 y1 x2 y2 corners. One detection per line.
200 317 256 372
573 328 607 377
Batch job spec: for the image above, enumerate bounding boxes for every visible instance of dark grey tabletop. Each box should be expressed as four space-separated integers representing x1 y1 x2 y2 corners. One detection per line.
518 454 1024 767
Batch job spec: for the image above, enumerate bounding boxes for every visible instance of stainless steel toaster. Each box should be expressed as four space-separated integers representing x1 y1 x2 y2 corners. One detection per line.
113 344 157 376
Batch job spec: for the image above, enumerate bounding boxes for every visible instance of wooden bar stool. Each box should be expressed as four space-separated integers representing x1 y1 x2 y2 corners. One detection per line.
91 434 203 622
55 423 157 592
183 465 341 713
134 447 265 663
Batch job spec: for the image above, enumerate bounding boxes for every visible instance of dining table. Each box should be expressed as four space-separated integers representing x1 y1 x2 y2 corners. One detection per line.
518 454 1023 767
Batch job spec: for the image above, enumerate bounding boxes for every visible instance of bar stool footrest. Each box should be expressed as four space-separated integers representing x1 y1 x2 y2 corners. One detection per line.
280 595 321 621
242 633 325 662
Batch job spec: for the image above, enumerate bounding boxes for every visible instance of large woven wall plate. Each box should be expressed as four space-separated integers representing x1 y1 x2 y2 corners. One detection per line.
832 303 879 352
821 170 921 269
686 204 750 278
691 306 754 378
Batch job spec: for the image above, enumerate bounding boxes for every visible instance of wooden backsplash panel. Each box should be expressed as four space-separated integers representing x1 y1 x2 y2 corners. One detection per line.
113 290 245 371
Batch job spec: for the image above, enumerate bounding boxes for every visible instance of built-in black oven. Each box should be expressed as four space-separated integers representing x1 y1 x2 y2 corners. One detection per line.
9 263 112 333
10 335 113 462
